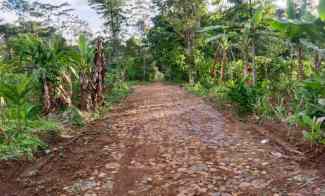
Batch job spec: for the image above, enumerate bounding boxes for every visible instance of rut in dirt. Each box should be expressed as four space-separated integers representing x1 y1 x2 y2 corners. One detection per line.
1 83 323 196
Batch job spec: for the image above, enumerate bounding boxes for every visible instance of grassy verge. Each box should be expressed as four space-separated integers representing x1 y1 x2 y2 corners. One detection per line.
0 81 134 160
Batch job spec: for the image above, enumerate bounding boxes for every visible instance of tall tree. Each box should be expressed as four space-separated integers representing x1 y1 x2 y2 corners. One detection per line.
89 0 126 64
161 0 207 83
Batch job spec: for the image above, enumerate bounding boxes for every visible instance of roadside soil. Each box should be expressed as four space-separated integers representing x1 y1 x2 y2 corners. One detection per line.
0 83 324 196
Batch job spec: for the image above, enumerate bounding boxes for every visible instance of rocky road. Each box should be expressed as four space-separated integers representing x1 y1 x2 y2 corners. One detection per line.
1 83 323 196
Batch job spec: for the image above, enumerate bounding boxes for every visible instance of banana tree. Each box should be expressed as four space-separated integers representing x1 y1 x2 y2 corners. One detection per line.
201 2 269 84
270 20 324 80
270 0 325 80
247 2 263 85
204 30 236 82
93 38 106 108
232 0 274 85
70 35 95 111
9 34 71 114
300 39 325 72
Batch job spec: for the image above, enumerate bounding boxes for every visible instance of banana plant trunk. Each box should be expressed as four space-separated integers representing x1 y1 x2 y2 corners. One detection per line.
220 48 228 82
298 46 305 80
80 72 92 111
314 52 321 72
185 30 195 84
57 72 72 108
42 78 52 115
251 40 257 85
210 50 219 79
93 39 106 108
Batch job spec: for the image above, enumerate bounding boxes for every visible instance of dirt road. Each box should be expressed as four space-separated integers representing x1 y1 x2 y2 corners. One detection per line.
1 83 323 196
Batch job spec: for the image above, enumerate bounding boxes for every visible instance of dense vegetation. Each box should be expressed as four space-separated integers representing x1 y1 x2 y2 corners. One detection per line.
148 0 325 147
0 0 325 159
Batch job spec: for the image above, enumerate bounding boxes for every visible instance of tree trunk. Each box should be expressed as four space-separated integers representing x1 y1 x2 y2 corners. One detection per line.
298 46 305 80
80 73 92 111
143 51 147 81
251 41 257 85
244 63 253 86
42 78 52 115
57 72 72 108
210 51 218 79
210 50 219 79
220 49 228 82
185 30 195 84
314 52 321 72
289 45 294 80
93 39 106 108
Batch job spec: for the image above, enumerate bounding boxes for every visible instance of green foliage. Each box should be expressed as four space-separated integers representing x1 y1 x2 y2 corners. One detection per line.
289 113 325 144
0 132 44 160
319 0 325 21
185 83 208 97
208 85 230 105
284 73 325 144
106 82 130 104
71 34 95 73
294 73 325 117
147 16 187 82
105 71 131 104
227 79 261 115
302 116 325 144
0 74 59 160
62 106 85 127
9 34 70 84
255 94 274 120
1 0 325 154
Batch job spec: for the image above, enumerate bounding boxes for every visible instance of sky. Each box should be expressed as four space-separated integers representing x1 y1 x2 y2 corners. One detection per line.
0 0 105 33
30 0 105 33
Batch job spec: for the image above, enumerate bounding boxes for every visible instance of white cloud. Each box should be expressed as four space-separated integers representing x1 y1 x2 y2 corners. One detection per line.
275 0 286 9
0 11 18 23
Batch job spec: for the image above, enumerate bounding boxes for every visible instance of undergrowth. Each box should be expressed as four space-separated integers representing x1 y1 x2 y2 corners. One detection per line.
0 72 133 160
185 73 325 145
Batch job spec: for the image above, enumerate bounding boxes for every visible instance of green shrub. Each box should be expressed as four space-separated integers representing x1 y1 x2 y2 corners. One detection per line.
208 85 230 103
106 82 130 104
289 113 325 144
293 73 325 118
185 82 208 97
227 79 261 115
0 132 45 160
0 74 59 159
62 106 85 127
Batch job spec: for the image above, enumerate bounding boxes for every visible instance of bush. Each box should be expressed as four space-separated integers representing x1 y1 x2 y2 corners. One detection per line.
293 73 325 118
288 72 325 144
61 106 85 127
0 74 60 159
208 85 230 103
227 79 261 115
185 82 208 97
106 82 130 104
0 132 45 160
